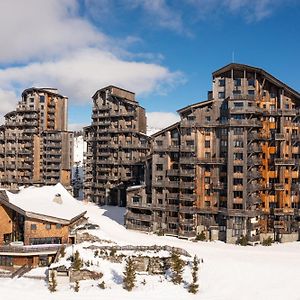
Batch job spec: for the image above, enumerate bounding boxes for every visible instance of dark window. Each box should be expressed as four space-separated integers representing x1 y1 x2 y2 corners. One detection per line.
132 196 140 203
31 224 37 230
40 95 45 103
205 140 210 148
56 224 62 229
219 79 225 86
235 78 241 86
218 92 225 98
156 164 163 171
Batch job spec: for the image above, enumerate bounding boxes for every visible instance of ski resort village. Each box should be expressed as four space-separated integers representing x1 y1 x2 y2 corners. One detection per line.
0 63 299 300
1 1 300 299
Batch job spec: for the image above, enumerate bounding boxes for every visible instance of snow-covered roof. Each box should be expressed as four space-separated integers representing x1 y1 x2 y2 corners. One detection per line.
1 183 86 224
126 185 145 191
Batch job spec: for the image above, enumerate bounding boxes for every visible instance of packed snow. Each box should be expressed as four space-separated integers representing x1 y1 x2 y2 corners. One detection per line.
1 202 300 300
5 183 86 221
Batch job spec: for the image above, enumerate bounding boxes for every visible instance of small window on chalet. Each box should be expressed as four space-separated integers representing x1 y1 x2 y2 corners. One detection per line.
156 140 163 146
40 95 45 103
31 224 37 230
45 224 51 230
248 90 255 95
132 196 140 203
56 224 62 229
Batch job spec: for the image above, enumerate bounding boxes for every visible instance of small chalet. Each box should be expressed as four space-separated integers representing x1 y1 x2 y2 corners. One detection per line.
0 183 86 267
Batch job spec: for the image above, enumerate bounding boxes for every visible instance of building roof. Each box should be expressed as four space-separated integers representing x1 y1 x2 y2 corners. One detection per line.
150 121 180 138
92 85 135 101
0 183 86 224
177 99 213 114
212 63 300 100
21 87 67 99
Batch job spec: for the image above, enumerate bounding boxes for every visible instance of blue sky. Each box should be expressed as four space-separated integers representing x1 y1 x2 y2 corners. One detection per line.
0 0 299 130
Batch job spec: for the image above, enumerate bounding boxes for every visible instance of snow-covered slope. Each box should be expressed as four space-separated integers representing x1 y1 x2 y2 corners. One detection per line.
73 134 85 166
1 203 300 300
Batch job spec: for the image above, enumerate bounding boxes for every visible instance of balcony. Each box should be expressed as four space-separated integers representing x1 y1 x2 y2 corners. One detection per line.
273 220 285 229
274 183 285 190
247 194 262 205
228 119 262 127
181 120 197 128
179 169 195 176
247 170 262 180
275 133 285 140
166 193 179 199
166 169 179 176
211 181 225 189
197 158 225 165
230 107 262 114
166 216 179 223
180 157 196 164
291 134 300 142
273 208 294 215
274 158 295 165
247 183 262 192
230 94 256 101
180 182 195 189
247 157 262 166
247 144 262 153
165 204 179 211
180 218 195 226
180 145 195 152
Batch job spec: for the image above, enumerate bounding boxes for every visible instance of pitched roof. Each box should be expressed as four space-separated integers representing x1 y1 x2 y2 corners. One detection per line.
0 183 86 224
212 63 300 100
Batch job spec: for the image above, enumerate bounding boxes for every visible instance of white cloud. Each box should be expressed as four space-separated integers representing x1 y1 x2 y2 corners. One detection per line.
0 0 107 64
0 0 184 120
0 48 182 106
146 112 180 135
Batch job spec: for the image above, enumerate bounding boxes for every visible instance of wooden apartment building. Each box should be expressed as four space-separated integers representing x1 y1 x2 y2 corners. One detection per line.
0 87 73 190
125 63 300 243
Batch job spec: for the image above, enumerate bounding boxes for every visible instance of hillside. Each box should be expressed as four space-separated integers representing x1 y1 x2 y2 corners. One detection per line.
1 202 299 300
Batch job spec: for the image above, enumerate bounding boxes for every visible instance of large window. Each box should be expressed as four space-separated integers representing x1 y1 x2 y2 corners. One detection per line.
29 237 62 245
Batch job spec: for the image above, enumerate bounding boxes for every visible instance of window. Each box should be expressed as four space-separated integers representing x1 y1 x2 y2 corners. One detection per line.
234 166 243 173
218 92 225 99
204 177 210 184
132 196 140 203
45 224 51 230
219 79 225 86
40 95 45 103
156 164 163 171
248 90 255 95
205 152 211 158
248 79 255 87
205 140 210 148
234 102 244 107
233 191 243 198
31 224 37 230
233 178 243 185
205 116 211 122
235 78 241 86
233 153 243 160
56 224 62 229
234 140 243 147
233 127 243 135
186 140 194 146
156 140 163 146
